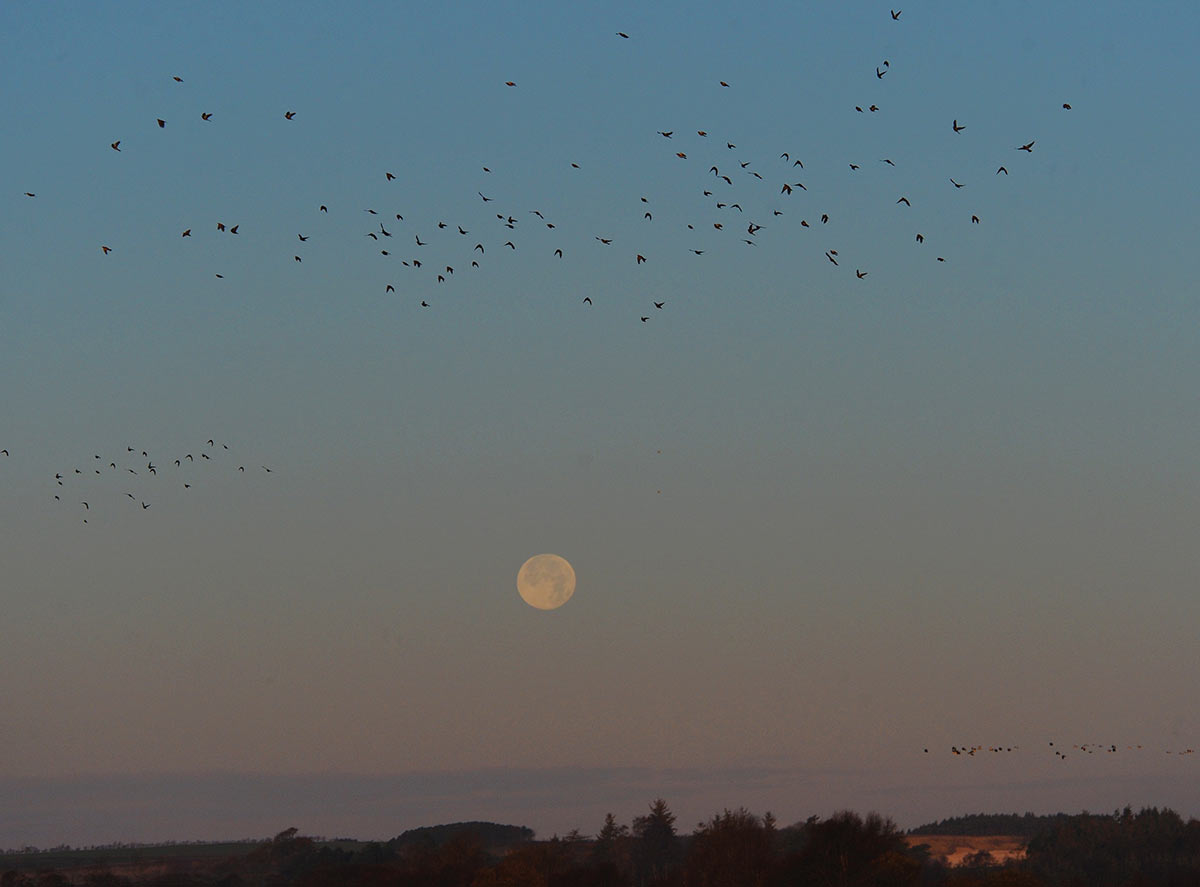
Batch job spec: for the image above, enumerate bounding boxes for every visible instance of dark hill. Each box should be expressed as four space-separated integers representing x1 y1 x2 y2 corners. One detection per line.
389 821 534 852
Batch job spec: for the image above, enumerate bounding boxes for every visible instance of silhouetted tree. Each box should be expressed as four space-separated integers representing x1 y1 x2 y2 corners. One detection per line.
632 799 678 885
685 808 773 887
586 813 632 887
388 832 488 887
779 810 916 887
1024 806 1200 887
471 840 572 887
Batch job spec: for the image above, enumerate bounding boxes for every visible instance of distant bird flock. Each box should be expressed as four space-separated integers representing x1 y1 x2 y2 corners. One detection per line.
928 742 1196 761
38 438 272 524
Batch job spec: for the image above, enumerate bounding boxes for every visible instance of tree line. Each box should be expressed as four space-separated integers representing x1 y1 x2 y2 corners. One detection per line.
5 803 1200 887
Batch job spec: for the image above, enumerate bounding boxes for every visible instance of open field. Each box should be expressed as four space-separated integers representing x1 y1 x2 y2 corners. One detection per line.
905 834 1027 866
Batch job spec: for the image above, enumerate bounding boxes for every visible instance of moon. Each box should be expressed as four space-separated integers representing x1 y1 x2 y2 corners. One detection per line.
516 554 576 610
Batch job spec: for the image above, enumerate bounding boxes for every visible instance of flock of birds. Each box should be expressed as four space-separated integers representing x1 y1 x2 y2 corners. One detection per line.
18 8 1073 324
19 440 274 524
926 742 1197 761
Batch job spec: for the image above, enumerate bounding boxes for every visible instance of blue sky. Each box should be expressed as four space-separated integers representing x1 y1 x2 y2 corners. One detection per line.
2 0 1199 846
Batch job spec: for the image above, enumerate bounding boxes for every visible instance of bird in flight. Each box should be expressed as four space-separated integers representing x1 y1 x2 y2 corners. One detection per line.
856 270 868 279
181 228 191 237
157 118 165 128
996 166 1008 175
201 112 212 120
891 9 901 19
1018 141 1035 152
173 76 183 82
950 178 964 188
654 301 665 309
101 245 113 254
953 119 965 132
386 172 395 181
284 111 296 120
617 32 629 38
111 141 121 151
897 196 910 206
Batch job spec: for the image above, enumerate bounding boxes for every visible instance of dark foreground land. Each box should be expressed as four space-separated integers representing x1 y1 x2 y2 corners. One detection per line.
5 805 1200 887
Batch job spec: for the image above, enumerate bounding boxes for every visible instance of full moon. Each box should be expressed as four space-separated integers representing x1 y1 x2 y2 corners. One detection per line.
516 554 576 610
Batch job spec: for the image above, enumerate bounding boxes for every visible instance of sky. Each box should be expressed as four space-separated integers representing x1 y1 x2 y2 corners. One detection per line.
2 0 1200 847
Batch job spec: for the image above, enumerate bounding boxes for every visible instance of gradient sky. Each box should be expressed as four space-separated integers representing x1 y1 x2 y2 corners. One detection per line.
3 0 1199 847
